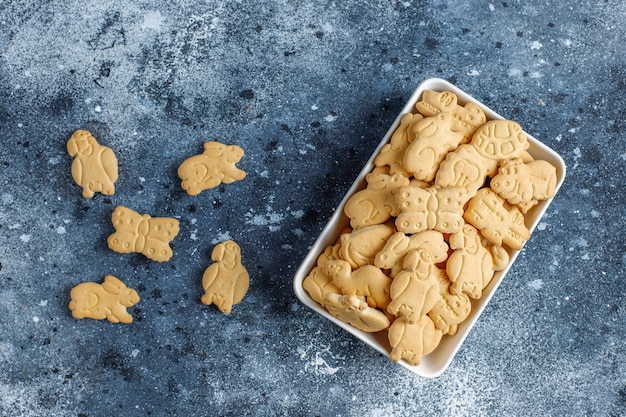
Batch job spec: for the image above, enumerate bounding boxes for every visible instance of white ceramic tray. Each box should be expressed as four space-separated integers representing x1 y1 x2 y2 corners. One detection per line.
293 78 566 378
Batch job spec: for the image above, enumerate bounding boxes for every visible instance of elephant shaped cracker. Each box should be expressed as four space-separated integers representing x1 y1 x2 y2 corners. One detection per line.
178 141 246 195
69 275 140 324
67 130 118 198
201 240 250 314
107 206 180 262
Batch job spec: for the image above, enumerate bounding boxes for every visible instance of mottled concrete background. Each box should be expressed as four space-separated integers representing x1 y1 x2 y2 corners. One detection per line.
1 1 624 416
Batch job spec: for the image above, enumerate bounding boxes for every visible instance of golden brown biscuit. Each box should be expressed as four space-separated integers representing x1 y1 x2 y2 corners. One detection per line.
446 224 494 299
388 315 442 366
375 230 449 277
386 249 441 323
178 141 246 195
338 223 396 269
490 158 558 205
395 186 469 234
67 130 118 198
201 240 250 314
374 112 423 177
324 293 390 333
321 260 391 309
69 275 139 324
107 206 180 262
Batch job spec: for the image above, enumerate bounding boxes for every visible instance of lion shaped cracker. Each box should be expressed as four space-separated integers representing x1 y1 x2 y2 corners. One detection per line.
67 130 118 198
388 315 442 366
321 260 391 309
464 188 530 250
201 240 250 314
395 186 469 234
178 141 246 195
344 173 410 229
387 249 441 323
107 206 180 262
491 158 558 205
403 113 465 182
69 275 140 324
324 293 390 333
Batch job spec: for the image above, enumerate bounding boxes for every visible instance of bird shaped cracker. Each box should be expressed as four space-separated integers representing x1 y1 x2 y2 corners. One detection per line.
67 129 118 198
69 275 140 324
201 240 250 314
178 141 246 195
107 206 180 262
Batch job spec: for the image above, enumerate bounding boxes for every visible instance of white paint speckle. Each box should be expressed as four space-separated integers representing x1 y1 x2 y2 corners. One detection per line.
528 279 544 290
1 193 14 204
211 231 233 245
131 349 140 358
56 226 66 234
20 234 31 243
468 69 480 76
94 105 102 113
311 104 318 110
324 114 337 122
142 11 164 30
38 300 48 307
530 40 543 50
32 316 39 323
489 3 495 11
537 222 547 231
190 230 198 241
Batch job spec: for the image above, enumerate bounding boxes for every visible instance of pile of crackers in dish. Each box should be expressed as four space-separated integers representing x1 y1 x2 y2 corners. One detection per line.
302 89 558 366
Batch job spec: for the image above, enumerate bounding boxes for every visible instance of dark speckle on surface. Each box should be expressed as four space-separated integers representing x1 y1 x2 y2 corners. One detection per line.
1 1 625 416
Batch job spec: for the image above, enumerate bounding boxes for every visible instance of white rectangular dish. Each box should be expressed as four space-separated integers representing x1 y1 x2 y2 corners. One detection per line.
292 77 566 378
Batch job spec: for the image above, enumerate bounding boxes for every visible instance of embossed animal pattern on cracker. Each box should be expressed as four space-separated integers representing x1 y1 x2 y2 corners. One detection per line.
344 173 410 229
67 130 118 198
388 315 442 366
374 112 423 176
395 186 469 234
69 275 140 324
324 293 390 333
107 206 180 262
491 158 557 205
201 240 250 314
464 188 530 250
178 141 246 195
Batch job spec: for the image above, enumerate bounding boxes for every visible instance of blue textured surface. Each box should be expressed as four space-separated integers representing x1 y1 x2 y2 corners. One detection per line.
0 1 624 416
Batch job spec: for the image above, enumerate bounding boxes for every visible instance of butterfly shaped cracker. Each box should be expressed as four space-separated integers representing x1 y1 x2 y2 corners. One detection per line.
107 206 180 262
395 186 470 234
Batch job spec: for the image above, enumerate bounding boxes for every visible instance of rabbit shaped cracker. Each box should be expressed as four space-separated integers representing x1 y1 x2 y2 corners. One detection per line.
67 130 118 198
201 240 250 314
69 275 140 324
178 141 246 195
107 206 180 262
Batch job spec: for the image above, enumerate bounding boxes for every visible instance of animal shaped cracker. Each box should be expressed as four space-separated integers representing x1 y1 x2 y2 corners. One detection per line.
338 223 395 269
374 112 423 177
324 293 390 333
67 130 118 198
344 173 410 229
471 120 529 161
464 188 530 250
403 113 465 182
178 141 246 195
321 260 391 309
69 275 140 324
491 158 557 205
446 224 495 299
302 266 341 308
375 230 449 277
387 249 441 323
428 269 471 335
201 240 250 314
415 89 487 141
388 315 442 366
107 206 180 262
395 186 469 234
434 144 498 197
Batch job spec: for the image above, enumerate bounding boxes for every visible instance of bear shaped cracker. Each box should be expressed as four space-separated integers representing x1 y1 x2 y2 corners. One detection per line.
67 129 118 198
107 206 180 262
69 275 140 324
344 173 410 229
324 293 390 333
178 141 247 195
201 240 250 314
